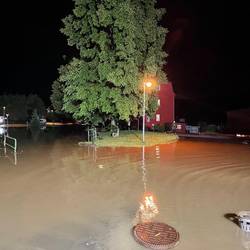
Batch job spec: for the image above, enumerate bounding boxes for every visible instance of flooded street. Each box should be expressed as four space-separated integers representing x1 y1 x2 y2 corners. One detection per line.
0 128 250 250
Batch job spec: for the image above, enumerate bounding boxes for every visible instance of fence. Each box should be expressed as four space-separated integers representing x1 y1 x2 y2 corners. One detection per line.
4 135 17 153
88 128 97 143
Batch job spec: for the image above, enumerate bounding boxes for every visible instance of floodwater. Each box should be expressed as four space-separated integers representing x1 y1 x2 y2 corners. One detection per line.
0 127 250 250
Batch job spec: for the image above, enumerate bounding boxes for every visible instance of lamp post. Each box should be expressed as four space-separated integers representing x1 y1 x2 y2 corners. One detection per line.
3 106 6 116
142 81 152 144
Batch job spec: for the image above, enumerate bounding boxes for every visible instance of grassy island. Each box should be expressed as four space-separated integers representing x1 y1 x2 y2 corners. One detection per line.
94 130 178 147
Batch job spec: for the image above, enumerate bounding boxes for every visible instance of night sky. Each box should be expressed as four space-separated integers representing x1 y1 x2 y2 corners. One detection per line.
1 0 249 123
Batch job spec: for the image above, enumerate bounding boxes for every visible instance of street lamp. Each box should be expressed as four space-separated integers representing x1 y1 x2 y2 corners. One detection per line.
142 81 152 144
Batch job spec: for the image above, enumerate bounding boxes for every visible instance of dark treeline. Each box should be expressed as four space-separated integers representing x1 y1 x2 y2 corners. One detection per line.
0 94 45 122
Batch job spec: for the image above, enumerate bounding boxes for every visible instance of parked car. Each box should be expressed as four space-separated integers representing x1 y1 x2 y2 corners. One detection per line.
186 125 200 134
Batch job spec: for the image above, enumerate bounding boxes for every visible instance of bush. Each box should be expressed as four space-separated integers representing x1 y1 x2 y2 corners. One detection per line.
153 124 165 132
30 110 40 128
164 123 173 132
206 124 217 132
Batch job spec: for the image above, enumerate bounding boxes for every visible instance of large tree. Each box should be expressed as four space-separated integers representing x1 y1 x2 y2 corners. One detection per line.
26 94 46 117
0 94 28 122
0 94 46 122
55 0 167 125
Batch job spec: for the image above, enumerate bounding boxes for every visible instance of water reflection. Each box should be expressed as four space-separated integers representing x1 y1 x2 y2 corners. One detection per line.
0 147 17 166
135 145 159 224
155 145 160 159
0 131 250 250
0 138 17 166
237 228 250 250
30 127 41 142
5 148 17 166
141 145 147 192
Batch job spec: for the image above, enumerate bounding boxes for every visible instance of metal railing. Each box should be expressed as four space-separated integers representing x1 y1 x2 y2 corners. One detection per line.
88 128 97 143
4 135 17 152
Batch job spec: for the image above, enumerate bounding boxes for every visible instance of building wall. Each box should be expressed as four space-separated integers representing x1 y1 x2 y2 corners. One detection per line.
146 82 175 129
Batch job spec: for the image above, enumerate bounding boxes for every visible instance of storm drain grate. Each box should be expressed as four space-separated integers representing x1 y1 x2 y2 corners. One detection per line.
133 222 180 250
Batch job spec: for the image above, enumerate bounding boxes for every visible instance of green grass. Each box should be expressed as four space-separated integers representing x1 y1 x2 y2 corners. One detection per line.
95 130 178 147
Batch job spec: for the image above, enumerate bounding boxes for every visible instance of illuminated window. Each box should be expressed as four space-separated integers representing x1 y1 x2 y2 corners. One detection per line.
157 99 160 106
156 114 160 122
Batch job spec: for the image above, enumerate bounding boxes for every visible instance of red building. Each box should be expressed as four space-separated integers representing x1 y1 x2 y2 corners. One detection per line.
146 82 175 129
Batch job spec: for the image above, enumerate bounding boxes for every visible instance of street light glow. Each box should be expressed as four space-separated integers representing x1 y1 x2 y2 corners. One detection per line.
145 81 152 88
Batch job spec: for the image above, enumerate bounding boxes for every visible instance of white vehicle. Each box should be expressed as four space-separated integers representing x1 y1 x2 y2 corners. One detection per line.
39 118 47 125
186 125 200 134
0 116 5 125
0 116 7 136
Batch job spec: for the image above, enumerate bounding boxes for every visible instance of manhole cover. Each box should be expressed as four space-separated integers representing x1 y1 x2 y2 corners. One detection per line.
133 222 180 250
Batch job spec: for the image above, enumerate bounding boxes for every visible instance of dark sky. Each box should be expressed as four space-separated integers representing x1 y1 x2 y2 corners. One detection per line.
0 0 249 123
160 1 249 122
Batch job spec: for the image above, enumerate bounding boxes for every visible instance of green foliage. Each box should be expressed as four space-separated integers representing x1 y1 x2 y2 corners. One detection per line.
0 94 45 122
55 0 168 125
30 109 41 128
206 124 217 132
147 92 159 118
0 95 27 122
30 127 41 142
95 130 178 147
50 80 64 113
27 94 46 117
153 124 165 132
153 122 173 132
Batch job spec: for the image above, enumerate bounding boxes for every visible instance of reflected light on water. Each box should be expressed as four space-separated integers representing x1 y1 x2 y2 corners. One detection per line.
135 146 159 224
138 192 159 223
155 145 160 159
1 129 250 250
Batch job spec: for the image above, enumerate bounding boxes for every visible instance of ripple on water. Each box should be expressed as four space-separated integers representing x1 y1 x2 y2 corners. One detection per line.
0 138 250 250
